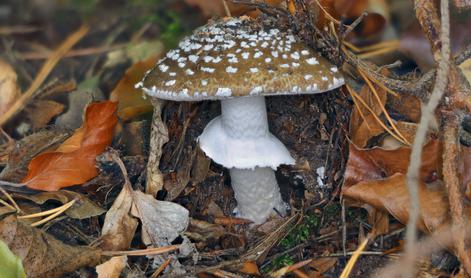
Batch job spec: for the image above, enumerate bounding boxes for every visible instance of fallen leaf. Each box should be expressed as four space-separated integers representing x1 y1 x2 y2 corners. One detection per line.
131 190 189 246
0 239 26 278
109 56 156 121
99 182 138 251
14 190 105 219
350 83 388 148
343 173 450 234
0 215 102 278
460 57 471 84
186 218 226 242
307 257 337 277
0 59 21 116
22 100 65 132
240 261 261 276
22 101 118 191
0 128 70 182
96 256 127 278
345 140 441 187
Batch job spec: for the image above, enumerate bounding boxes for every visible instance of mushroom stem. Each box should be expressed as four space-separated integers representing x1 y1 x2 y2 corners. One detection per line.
199 96 294 223
221 96 287 223
230 167 286 224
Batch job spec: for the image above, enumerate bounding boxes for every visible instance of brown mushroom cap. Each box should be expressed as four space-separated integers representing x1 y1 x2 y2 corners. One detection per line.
137 17 344 101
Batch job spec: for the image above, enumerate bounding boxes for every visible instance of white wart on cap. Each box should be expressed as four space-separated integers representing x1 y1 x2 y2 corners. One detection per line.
136 17 344 100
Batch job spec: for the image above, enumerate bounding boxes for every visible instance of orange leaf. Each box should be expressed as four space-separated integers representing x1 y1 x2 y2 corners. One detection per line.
23 101 118 191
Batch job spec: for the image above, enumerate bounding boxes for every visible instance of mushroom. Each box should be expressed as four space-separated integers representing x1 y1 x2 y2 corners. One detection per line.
137 17 344 224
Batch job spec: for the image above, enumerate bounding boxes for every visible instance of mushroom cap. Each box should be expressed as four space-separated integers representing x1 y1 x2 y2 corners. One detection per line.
137 17 344 101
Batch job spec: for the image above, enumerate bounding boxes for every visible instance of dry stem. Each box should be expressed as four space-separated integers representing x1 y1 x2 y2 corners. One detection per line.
404 0 450 277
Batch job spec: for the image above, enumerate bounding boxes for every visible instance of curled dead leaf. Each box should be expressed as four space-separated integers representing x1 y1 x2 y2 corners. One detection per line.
22 101 118 191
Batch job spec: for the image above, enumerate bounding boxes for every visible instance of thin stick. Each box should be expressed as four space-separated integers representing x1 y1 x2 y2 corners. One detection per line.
0 199 16 212
0 187 21 212
0 25 89 127
340 238 369 278
102 245 180 257
222 0 232 17
346 85 408 145
404 0 450 276
150 257 172 278
30 199 76 227
358 68 411 145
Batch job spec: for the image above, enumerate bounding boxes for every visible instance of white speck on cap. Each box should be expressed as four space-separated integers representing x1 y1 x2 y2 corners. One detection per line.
201 80 208 86
250 86 263 95
250 68 259 73
212 56 222 63
242 52 250 59
280 64 289 68
178 62 186 68
271 51 279 58
188 55 199 63
322 76 328 81
306 57 319 65
290 52 300 60
185 69 195 75
228 56 239 63
261 41 269 48
201 67 215 73
265 57 272 63
254 51 263 58
165 80 176 86
282 54 288 59
304 74 313 80
301 50 310 55
226 66 238 73
159 64 169 72
204 56 214 63
241 41 249 48
169 72 176 76
331 66 338 73
203 44 214 51
216 87 232 96
292 62 300 67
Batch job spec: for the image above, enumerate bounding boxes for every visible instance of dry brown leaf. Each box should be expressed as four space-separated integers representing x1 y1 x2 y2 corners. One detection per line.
0 59 21 115
96 256 127 278
460 57 471 84
22 101 118 191
14 190 105 219
24 100 65 131
343 173 449 234
345 140 441 187
350 84 388 148
0 215 102 278
307 257 338 278
109 56 156 120
99 182 138 251
0 128 69 182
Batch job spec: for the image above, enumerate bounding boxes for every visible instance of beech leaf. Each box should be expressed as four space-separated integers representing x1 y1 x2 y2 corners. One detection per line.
22 101 118 191
0 239 26 278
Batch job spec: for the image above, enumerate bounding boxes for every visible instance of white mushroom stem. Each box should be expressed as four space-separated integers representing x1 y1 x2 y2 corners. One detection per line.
230 167 286 224
220 96 287 223
199 96 294 223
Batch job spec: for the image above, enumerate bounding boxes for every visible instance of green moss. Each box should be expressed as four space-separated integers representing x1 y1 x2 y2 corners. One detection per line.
279 214 320 249
262 254 295 273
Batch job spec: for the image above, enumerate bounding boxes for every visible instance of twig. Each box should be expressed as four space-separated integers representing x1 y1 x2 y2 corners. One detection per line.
340 238 369 278
102 245 180 257
442 115 471 273
0 25 89 127
404 0 450 277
